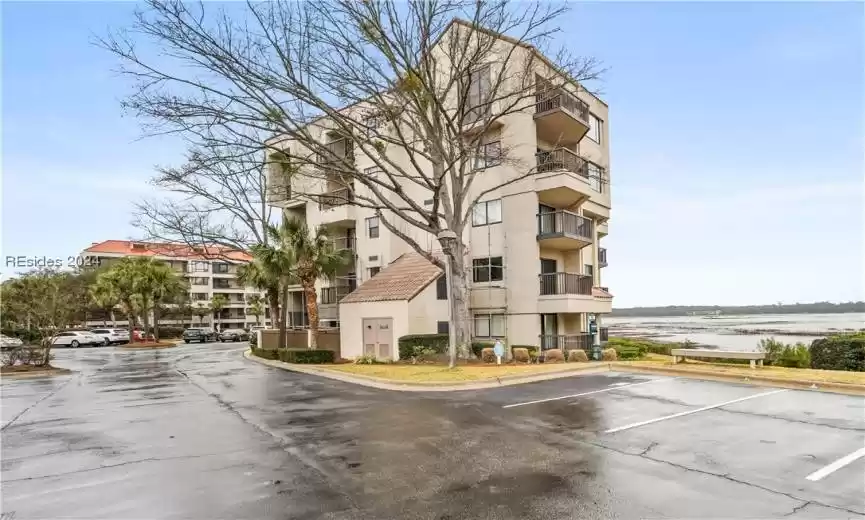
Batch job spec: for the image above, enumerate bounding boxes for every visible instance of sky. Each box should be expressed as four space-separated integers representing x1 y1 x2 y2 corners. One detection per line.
1 2 863 307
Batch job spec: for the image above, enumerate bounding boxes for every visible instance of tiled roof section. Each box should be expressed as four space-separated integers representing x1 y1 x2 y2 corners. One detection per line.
341 252 443 304
83 240 252 262
592 287 613 299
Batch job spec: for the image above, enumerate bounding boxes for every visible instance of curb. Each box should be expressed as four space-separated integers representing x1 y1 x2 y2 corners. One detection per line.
242 350 611 392
1 368 73 379
119 343 178 350
615 364 865 396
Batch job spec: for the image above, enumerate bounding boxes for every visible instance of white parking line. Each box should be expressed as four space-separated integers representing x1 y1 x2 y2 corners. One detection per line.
605 388 789 433
805 447 865 482
502 377 674 409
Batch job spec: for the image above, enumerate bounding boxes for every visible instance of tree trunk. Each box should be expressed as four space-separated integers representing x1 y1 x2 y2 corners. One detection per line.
303 280 319 349
141 300 151 343
153 305 161 341
278 284 289 349
445 240 472 368
110 310 116 327
266 286 279 329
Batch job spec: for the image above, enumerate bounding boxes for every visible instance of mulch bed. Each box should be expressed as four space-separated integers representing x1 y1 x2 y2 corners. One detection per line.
1 365 72 377
120 341 178 349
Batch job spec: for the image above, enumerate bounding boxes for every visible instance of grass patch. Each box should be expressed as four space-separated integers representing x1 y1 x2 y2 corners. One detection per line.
616 355 865 386
313 362 604 383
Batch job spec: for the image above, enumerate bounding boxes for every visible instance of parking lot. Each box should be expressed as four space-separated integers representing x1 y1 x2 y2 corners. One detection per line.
2 343 863 519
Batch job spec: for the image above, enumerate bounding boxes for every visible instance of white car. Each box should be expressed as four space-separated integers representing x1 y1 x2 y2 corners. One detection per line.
51 331 102 348
0 334 24 350
89 328 130 346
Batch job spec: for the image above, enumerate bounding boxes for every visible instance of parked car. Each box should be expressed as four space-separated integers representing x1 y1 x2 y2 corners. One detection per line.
51 331 102 348
182 327 218 343
89 328 130 346
218 329 249 342
0 334 24 350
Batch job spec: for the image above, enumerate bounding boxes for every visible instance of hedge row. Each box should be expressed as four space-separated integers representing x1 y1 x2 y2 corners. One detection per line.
250 347 335 364
398 334 449 360
810 335 865 372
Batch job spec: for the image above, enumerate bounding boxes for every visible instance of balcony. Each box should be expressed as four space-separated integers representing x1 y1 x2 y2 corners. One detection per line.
537 210 593 250
538 272 611 314
316 138 353 167
534 148 603 207
331 235 356 252
599 248 608 268
539 273 593 296
318 187 356 225
540 328 609 352
534 89 590 145
320 285 353 305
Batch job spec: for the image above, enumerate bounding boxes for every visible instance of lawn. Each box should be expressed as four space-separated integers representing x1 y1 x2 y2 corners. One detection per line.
616 354 865 386
316 362 603 382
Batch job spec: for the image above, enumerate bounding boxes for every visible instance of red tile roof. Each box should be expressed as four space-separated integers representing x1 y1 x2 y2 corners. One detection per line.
341 252 442 303
592 287 613 299
83 240 252 262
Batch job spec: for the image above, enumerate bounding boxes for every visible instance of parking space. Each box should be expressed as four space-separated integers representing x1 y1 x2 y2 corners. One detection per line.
487 372 865 516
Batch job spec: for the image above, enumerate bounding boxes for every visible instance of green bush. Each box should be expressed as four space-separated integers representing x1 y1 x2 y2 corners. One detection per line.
251 347 279 360
471 341 493 358
607 337 673 356
354 354 378 365
613 343 645 360
411 345 438 363
2 327 43 344
777 343 810 368
278 349 335 364
152 326 185 339
758 338 785 366
249 332 258 348
398 334 448 360
810 335 865 372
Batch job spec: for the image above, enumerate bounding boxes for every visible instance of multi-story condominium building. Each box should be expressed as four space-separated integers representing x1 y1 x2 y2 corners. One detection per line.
265 20 612 359
82 240 271 330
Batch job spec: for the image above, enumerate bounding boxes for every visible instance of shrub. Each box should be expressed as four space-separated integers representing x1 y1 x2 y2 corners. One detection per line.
249 332 258 348
543 349 564 363
398 334 448 360
2 327 43 344
777 343 810 368
607 337 673 356
758 338 786 366
613 343 645 360
480 348 496 363
278 349 335 364
153 326 185 339
601 348 618 361
354 354 378 365
411 345 438 363
568 349 589 362
528 349 540 363
472 341 493 358
512 348 530 363
810 335 865 372
251 347 279 360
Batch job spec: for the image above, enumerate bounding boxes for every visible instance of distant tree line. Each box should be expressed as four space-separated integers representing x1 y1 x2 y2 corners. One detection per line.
611 302 865 317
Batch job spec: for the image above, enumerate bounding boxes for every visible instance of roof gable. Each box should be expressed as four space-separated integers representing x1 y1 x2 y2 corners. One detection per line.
341 253 442 304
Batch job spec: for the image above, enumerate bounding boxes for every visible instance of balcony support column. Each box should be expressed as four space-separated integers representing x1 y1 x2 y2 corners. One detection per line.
591 218 600 286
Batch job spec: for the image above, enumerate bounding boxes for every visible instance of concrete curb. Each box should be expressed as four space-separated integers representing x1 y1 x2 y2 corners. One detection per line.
1 367 73 379
242 350 611 392
615 364 865 396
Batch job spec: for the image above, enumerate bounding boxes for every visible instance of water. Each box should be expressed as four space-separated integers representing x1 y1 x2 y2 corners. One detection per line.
604 313 865 352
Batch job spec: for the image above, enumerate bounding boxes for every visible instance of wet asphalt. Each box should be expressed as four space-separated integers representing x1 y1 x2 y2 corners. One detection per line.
2 342 863 519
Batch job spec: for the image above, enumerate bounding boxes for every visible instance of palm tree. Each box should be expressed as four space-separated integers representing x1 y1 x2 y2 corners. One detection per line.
246 294 264 326
96 258 142 340
194 301 209 325
210 294 229 331
248 225 297 350
149 264 187 341
237 262 280 329
89 279 120 326
276 217 349 349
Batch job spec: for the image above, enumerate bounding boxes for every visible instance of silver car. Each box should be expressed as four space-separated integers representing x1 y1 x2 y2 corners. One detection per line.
0 334 24 350
89 328 130 346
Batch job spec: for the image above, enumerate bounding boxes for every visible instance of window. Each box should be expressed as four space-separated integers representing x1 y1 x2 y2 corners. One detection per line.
437 321 450 334
584 264 594 277
213 278 233 289
368 267 381 278
362 111 383 137
473 314 505 337
213 263 230 274
466 65 491 123
190 277 208 286
472 199 502 226
424 199 434 206
436 275 447 300
192 293 208 301
190 261 209 272
473 140 501 169
588 113 602 143
472 257 503 283
366 217 380 238
587 162 604 192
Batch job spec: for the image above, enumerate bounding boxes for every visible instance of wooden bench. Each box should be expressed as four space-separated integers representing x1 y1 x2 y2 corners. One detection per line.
671 349 766 369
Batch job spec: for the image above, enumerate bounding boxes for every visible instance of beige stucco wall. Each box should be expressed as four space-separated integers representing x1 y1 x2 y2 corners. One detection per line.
339 300 409 360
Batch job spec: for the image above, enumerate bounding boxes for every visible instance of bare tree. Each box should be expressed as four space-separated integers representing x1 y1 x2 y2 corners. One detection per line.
133 139 281 325
101 0 604 366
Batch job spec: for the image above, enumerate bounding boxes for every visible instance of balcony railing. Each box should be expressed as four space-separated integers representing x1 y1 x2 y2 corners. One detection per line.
331 235 356 251
540 328 610 351
538 273 593 296
599 248 608 267
318 188 354 210
320 285 353 305
537 210 593 241
534 90 589 123
536 148 588 176
316 138 353 166
266 184 292 203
